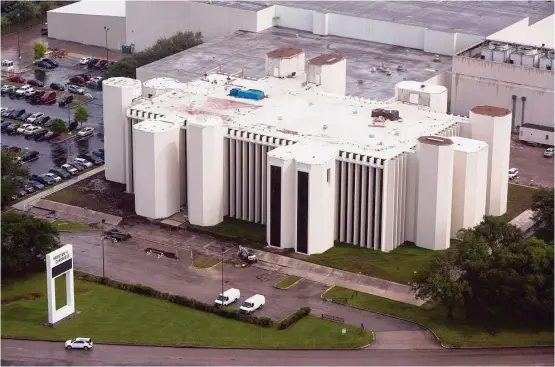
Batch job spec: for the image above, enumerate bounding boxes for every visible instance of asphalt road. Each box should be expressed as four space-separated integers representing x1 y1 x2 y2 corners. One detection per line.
1 340 553 366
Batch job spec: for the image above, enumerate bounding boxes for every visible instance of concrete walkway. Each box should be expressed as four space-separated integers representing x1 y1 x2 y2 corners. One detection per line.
12 166 105 211
33 199 122 226
253 250 424 306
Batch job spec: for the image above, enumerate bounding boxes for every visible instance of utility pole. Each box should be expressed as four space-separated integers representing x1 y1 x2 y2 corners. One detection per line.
101 219 106 277
16 13 21 63
221 247 224 306
103 26 110 63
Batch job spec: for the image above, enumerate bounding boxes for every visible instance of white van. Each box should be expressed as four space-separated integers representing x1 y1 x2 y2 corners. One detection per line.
214 288 240 306
239 294 265 314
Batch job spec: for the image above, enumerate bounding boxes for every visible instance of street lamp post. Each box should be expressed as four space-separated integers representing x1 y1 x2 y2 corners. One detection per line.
103 26 110 63
16 13 21 62
101 219 106 277
221 247 224 306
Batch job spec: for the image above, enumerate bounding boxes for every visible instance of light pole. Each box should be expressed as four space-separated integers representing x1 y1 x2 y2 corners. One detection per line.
101 219 106 277
16 13 21 62
221 247 224 306
103 26 110 63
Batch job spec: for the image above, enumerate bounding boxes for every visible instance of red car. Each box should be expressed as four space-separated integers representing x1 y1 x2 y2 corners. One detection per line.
69 76 85 84
8 75 25 83
41 91 57 104
27 79 44 87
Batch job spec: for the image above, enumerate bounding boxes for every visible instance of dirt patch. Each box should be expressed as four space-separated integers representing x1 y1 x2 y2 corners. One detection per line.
192 253 221 269
2 292 42 305
46 172 136 218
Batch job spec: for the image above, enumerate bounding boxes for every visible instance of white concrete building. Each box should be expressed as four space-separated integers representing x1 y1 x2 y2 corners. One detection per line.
103 48 511 254
450 15 554 144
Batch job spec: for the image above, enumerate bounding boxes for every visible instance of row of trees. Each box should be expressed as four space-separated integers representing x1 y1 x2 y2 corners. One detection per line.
104 31 203 79
1 1 72 24
413 213 554 327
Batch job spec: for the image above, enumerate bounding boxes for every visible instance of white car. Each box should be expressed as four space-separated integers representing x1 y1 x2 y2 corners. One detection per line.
79 57 91 65
74 157 92 168
65 337 93 350
61 163 78 175
77 127 94 137
26 112 44 123
508 168 519 180
24 88 36 97
17 123 32 134
23 126 41 136
544 147 554 157
15 85 32 96
44 172 62 182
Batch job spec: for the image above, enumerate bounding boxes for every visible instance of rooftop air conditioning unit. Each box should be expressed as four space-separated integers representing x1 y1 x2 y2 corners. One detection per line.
519 47 540 68
492 42 512 63
539 49 554 70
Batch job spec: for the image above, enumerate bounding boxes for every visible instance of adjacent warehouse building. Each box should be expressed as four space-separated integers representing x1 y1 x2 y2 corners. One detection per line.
450 15 554 145
103 48 511 254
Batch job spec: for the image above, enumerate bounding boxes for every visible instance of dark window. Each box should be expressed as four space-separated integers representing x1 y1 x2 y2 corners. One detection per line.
326 168 330 183
51 259 72 278
336 162 342 240
297 171 309 254
270 166 282 247
546 135 549 140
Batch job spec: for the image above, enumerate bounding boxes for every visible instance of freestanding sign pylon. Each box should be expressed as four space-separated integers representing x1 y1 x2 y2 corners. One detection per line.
45 244 75 325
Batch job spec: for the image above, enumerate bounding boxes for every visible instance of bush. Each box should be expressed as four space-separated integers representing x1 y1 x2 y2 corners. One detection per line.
51 119 68 133
277 307 311 330
75 272 273 328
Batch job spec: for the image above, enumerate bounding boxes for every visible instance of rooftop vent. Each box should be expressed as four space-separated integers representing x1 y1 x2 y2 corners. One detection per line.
371 108 400 121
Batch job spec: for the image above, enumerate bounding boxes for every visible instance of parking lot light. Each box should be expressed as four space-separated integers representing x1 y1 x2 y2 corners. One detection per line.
103 26 110 63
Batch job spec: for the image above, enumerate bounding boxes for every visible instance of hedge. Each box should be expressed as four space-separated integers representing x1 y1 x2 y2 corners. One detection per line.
276 307 311 330
75 272 274 328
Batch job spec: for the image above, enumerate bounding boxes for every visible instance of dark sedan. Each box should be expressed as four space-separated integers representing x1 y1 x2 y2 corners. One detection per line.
28 180 45 190
50 168 70 179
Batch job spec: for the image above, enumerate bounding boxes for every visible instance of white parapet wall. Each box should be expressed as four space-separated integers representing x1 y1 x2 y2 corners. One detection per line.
450 137 489 238
186 116 225 226
103 78 142 184
132 120 181 219
415 136 455 250
469 106 512 216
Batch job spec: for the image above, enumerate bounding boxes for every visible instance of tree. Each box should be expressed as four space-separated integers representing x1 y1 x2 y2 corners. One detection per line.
460 215 522 254
104 31 203 79
51 118 68 133
6 1 38 24
2 212 60 277
531 187 554 239
1 150 29 208
33 42 47 60
74 106 89 128
412 250 469 319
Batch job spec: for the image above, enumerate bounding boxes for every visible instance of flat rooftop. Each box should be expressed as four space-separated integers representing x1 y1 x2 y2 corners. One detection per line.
49 0 126 17
270 1 554 36
130 74 467 160
137 27 452 101
195 1 271 11
487 15 554 49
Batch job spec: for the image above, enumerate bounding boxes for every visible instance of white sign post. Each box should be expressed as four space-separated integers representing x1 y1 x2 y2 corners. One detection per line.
45 244 75 325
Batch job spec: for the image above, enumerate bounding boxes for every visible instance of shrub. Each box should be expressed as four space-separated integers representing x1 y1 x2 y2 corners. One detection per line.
277 307 311 330
75 272 273 328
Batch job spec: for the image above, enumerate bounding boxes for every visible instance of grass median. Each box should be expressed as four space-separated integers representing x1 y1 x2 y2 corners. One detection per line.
323 286 553 348
275 275 301 289
2 274 372 348
51 220 90 231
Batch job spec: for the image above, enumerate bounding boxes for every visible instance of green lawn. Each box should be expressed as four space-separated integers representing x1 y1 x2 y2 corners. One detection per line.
323 287 553 348
192 255 221 269
304 242 439 285
506 183 537 220
197 217 267 249
1 274 372 348
51 220 90 231
275 275 301 289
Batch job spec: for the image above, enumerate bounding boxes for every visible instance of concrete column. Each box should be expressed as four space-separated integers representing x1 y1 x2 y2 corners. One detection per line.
267 148 295 249
186 116 224 226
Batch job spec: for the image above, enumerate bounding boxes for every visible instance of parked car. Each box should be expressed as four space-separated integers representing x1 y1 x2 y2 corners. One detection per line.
33 129 49 141
50 168 70 179
38 115 51 125
43 172 62 183
28 180 45 190
21 150 39 162
68 121 79 131
2 108 14 117
75 73 91 81
40 26 48 36
15 85 33 97
1 121 14 132
79 57 91 65
69 76 86 85
50 82 65 91
31 174 54 185
24 126 42 137
59 95 74 107
86 58 99 69
94 60 108 70
26 112 44 123
20 112 33 122
43 131 59 140
61 163 78 175
43 119 54 128
103 229 132 243
68 84 85 95
1 85 16 94
27 79 44 87
65 337 93 350
74 157 93 168
11 109 26 119
8 75 25 83
544 147 554 157
508 168 519 180
5 124 18 135
78 153 103 165
238 246 257 263
214 288 241 306
16 123 32 134
86 78 103 89
71 162 86 171
30 92 45 105
92 148 105 160
41 91 57 104
37 60 55 69
22 184 35 194
42 58 59 68
239 294 265 314
77 127 94 137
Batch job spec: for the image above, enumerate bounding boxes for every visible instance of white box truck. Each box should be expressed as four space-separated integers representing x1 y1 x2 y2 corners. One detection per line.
214 288 240 306
239 294 265 314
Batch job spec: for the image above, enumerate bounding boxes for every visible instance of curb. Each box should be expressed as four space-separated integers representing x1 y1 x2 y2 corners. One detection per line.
1 337 373 351
319 287 554 350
